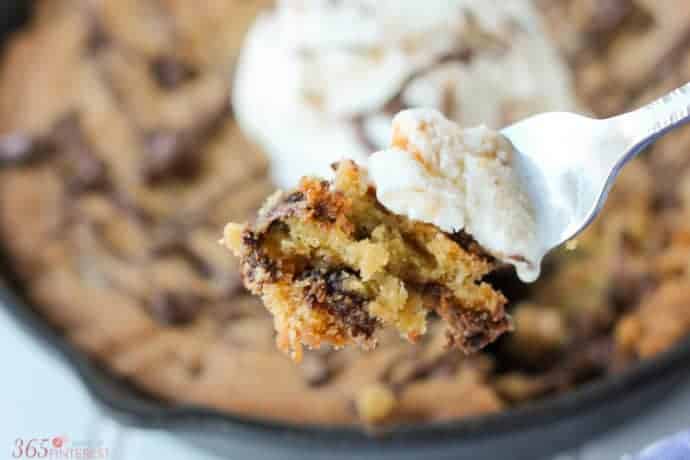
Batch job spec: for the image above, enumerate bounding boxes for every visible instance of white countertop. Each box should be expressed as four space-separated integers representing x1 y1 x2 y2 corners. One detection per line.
1 304 689 460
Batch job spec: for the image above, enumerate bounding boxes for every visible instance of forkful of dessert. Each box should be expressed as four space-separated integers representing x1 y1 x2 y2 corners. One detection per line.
223 81 690 361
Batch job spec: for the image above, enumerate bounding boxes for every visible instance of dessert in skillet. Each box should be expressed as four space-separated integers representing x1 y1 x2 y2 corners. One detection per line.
3 0 690 428
224 109 544 359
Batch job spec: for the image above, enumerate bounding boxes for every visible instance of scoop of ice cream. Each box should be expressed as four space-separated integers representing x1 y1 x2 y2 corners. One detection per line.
233 0 577 188
368 109 541 282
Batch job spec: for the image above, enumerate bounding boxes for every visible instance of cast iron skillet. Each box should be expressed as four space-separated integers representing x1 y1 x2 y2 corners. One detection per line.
2 2 690 459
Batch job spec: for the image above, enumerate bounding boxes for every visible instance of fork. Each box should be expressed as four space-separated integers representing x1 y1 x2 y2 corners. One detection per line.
502 81 690 276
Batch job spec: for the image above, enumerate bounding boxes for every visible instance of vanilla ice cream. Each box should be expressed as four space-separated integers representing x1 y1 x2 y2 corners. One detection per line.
368 109 541 282
234 0 577 188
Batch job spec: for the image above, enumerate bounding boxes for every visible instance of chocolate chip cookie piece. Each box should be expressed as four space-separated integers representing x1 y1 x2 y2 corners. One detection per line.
224 161 510 361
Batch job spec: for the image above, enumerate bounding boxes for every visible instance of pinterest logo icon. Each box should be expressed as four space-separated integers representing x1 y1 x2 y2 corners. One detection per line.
51 436 67 448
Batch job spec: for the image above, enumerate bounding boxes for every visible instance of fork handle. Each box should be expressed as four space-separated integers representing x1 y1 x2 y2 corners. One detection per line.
614 81 690 156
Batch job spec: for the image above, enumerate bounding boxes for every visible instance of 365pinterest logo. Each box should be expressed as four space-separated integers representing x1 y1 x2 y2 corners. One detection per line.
12 435 109 458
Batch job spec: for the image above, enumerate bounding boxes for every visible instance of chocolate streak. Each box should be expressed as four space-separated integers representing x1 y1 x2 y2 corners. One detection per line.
150 55 199 90
426 283 511 354
141 100 231 184
299 267 379 341
0 113 109 194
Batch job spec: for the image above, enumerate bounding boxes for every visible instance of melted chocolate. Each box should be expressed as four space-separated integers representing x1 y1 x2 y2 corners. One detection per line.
85 19 110 55
142 100 231 184
149 291 203 325
142 129 202 183
300 350 341 387
150 55 199 90
425 283 510 354
0 133 52 165
0 113 110 193
449 230 494 261
300 267 379 340
51 114 110 192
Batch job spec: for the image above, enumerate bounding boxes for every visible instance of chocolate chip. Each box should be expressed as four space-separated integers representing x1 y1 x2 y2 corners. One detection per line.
462 328 492 351
449 230 493 260
312 202 337 223
149 291 203 325
150 55 199 90
51 113 109 192
51 113 81 145
86 20 110 55
186 360 204 378
0 133 52 165
142 130 201 183
285 191 305 204
301 267 379 340
242 230 262 249
426 283 510 353
141 100 231 184
588 0 633 33
69 153 109 193
0 113 109 192
301 352 338 387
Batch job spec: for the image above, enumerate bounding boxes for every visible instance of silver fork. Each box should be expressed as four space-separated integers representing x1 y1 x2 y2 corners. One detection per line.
502 81 690 273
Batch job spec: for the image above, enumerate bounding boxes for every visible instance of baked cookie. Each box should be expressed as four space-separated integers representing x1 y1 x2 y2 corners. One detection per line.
225 160 509 360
